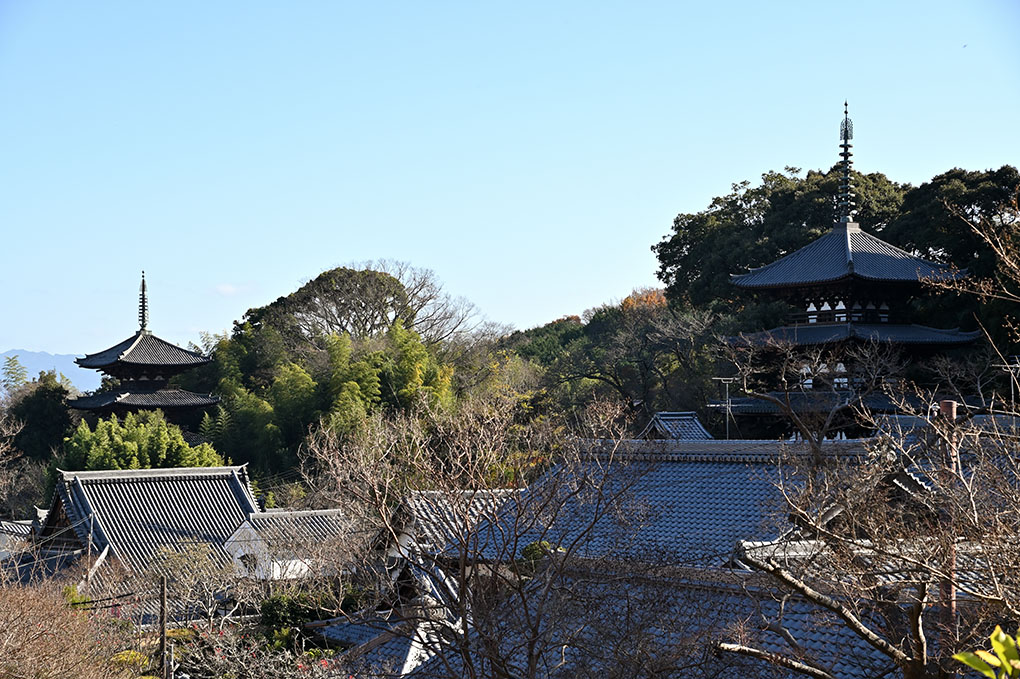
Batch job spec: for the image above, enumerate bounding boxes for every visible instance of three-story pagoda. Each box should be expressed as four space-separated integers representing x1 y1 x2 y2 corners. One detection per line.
720 106 981 426
70 273 219 420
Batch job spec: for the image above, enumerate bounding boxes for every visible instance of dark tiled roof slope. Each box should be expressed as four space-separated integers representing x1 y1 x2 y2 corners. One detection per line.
639 411 713 439
52 466 259 572
738 322 981 347
319 612 404 647
69 387 219 410
471 441 864 566
732 222 962 289
406 490 521 554
77 331 211 369
407 570 893 679
714 391 923 416
247 509 347 545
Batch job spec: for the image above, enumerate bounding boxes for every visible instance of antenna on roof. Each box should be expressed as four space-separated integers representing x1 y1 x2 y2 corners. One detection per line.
139 271 150 333
838 101 856 223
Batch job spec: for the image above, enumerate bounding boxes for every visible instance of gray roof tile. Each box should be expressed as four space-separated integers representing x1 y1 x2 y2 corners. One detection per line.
737 322 981 346
48 466 259 573
405 490 521 554
407 570 893 679
639 411 713 439
472 441 864 566
732 222 962 289
69 386 219 410
77 331 211 369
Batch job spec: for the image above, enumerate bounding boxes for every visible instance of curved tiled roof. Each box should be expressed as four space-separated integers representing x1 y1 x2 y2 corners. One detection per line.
712 391 910 416
405 490 521 554
638 411 713 440
462 444 848 567
732 222 962 289
77 331 210 369
246 509 347 544
737 322 982 347
69 387 219 410
52 466 258 573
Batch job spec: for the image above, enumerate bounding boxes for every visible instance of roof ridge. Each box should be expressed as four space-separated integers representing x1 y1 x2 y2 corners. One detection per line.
138 332 207 358
59 465 247 481
248 508 344 519
116 330 146 362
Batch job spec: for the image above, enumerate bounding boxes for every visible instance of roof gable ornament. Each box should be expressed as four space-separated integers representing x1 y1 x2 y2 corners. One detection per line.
838 102 856 223
139 271 150 334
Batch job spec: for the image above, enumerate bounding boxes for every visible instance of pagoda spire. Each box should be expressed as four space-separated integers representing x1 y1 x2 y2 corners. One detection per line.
838 101 856 223
139 271 150 333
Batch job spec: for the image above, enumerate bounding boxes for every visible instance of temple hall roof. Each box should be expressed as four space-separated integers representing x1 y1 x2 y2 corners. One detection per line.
76 330 211 370
736 322 982 347
638 411 713 440
731 221 963 290
68 385 220 410
47 466 259 573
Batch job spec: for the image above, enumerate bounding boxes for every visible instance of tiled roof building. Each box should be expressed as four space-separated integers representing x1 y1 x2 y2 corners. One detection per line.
730 108 980 352
719 108 980 431
638 411 713 440
326 439 896 679
34 466 260 574
69 272 219 417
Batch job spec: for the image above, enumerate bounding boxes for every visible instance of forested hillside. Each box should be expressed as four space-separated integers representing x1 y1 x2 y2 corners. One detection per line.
1 164 1016 492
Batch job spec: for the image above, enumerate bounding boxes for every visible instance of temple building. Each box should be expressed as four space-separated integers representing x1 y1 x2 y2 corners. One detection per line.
718 106 981 433
69 273 219 423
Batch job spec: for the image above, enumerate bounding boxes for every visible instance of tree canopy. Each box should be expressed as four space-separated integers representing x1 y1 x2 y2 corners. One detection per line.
653 165 909 311
60 410 223 472
652 164 1020 349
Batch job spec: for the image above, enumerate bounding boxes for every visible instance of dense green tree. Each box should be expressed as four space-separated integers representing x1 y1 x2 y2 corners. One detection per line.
8 371 74 463
378 321 453 410
883 165 1020 350
653 166 908 313
206 379 281 470
60 410 223 472
266 362 319 445
244 267 411 350
498 290 720 420
323 333 381 411
2 355 28 395
554 289 719 417
501 316 585 367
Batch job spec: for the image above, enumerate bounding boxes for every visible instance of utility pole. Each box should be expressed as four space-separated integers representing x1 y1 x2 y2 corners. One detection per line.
159 574 168 679
712 377 737 440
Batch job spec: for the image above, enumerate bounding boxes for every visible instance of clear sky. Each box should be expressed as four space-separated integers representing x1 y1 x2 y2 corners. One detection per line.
1 1 1017 355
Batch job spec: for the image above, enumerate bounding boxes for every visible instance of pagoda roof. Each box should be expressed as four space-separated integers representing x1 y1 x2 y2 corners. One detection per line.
69 385 219 410
77 330 211 370
731 221 963 290
710 391 908 416
736 322 982 347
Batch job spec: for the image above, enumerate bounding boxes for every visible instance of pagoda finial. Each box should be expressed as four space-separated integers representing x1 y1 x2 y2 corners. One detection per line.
139 271 150 333
838 101 856 223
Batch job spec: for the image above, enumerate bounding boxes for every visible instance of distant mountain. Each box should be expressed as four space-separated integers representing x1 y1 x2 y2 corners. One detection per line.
1 349 102 393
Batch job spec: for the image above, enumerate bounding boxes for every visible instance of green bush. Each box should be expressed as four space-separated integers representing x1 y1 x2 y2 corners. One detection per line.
955 626 1020 677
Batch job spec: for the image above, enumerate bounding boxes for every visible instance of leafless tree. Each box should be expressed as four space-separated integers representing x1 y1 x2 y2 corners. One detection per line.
713 385 1020 679
351 259 483 346
0 409 23 509
724 332 903 455
0 578 134 679
169 623 334 679
301 393 740 678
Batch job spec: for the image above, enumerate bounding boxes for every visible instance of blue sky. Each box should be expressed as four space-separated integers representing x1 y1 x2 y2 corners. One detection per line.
1 1 1017 354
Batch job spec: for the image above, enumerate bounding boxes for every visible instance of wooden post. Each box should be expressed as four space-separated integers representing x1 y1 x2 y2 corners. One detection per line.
159 574 168 679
